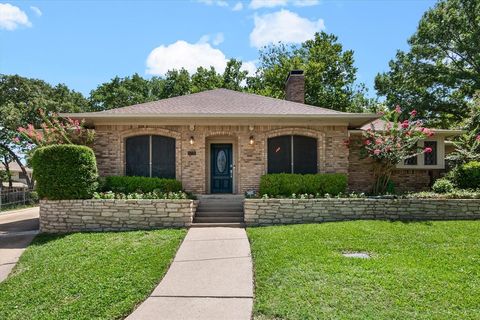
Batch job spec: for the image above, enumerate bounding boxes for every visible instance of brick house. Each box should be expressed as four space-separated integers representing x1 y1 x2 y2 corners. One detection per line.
65 71 458 195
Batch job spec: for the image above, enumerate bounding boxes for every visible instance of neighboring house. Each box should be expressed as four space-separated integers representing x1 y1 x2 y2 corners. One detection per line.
0 162 33 189
64 71 459 194
349 119 461 193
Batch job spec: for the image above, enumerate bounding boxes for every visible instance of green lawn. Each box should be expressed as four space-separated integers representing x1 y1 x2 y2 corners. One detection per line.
0 229 186 320
247 221 480 319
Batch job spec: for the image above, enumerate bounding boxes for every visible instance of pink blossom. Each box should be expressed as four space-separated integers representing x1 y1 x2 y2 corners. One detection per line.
12 137 20 143
363 139 371 145
395 105 402 114
377 111 385 116
410 110 417 117
476 135 480 141
424 147 433 153
17 127 26 133
401 120 409 129
374 149 381 155
375 138 383 145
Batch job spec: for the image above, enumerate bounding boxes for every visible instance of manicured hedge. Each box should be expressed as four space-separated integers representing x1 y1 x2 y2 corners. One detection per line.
454 161 480 189
31 145 98 200
259 173 347 197
101 176 182 193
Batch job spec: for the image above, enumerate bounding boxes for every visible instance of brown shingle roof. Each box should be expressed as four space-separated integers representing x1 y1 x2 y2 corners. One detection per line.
95 88 344 116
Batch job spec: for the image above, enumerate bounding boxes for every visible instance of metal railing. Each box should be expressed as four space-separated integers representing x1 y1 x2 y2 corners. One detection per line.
0 187 37 211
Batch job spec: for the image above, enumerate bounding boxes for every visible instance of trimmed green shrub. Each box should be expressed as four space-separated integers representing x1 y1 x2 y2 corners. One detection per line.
31 145 98 200
102 176 182 193
432 178 454 193
453 161 480 189
259 173 347 197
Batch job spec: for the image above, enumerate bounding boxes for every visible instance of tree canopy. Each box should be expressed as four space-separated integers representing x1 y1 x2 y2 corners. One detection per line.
0 74 89 187
375 0 480 128
248 32 374 112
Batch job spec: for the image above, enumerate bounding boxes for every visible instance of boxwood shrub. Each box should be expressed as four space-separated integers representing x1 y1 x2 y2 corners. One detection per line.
101 176 182 193
453 161 480 189
31 144 98 200
259 173 347 197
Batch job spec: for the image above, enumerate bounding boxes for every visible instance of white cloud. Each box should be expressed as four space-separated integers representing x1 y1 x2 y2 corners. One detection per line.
292 0 319 6
249 0 287 9
0 3 31 30
232 2 243 11
249 9 325 48
30 6 42 16
249 0 319 9
197 0 229 7
146 38 256 76
198 32 224 46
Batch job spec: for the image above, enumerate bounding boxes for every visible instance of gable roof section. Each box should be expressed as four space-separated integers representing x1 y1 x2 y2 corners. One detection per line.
63 88 379 128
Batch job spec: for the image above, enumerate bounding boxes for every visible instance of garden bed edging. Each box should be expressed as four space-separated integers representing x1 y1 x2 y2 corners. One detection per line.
40 199 198 233
244 198 480 226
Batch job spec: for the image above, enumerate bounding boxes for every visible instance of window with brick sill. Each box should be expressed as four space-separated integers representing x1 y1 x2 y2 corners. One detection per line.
125 135 175 178
267 135 317 174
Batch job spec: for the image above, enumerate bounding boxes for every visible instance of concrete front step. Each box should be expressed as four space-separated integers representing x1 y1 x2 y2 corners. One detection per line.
190 222 246 228
197 207 243 213
193 216 244 223
195 211 244 217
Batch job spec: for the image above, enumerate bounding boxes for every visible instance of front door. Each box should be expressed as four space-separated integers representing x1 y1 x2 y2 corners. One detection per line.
211 144 233 193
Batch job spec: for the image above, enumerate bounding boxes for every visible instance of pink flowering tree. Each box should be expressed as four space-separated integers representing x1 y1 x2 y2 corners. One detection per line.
16 109 94 148
361 106 433 194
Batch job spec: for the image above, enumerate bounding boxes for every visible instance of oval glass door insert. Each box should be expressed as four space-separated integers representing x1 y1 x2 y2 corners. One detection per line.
216 150 227 173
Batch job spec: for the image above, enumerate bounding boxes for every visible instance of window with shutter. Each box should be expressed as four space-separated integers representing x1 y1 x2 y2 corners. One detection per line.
267 135 291 174
293 135 317 174
126 136 150 177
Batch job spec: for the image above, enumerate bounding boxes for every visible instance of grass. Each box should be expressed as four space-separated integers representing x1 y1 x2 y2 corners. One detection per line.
0 229 186 320
247 221 480 319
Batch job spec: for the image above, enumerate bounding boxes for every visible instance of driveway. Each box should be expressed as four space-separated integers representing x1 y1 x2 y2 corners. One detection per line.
0 207 39 282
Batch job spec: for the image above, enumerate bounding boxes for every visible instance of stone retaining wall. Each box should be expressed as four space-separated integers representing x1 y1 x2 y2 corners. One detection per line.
40 199 198 233
244 198 480 226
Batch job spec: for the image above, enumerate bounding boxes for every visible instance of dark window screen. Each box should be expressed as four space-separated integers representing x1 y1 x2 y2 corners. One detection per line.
404 156 418 165
268 135 292 173
424 141 437 165
126 136 150 177
152 136 176 178
293 135 317 174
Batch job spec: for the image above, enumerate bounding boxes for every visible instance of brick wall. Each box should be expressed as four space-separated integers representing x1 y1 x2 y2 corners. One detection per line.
93 124 350 194
244 198 480 226
348 135 436 193
40 199 198 233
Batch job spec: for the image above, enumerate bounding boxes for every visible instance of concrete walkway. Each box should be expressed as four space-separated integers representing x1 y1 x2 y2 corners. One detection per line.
127 227 253 320
0 207 39 282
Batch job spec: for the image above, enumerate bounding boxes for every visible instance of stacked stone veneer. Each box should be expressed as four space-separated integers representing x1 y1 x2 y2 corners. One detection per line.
40 199 198 233
244 198 480 226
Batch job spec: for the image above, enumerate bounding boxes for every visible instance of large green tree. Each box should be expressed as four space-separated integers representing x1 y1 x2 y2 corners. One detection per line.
0 74 88 187
248 32 371 112
375 0 480 128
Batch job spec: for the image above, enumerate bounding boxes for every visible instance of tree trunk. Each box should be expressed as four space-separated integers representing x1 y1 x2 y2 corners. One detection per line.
0 144 33 189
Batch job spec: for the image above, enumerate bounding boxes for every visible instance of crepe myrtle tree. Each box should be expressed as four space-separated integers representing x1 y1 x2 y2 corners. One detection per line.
15 109 94 148
361 106 434 194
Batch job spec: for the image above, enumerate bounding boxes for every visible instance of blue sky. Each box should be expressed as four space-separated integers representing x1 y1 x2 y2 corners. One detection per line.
0 0 436 97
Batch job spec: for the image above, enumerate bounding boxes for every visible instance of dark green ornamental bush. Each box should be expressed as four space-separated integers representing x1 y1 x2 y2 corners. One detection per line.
259 173 347 197
432 178 454 194
31 144 98 200
101 176 182 193
453 161 480 189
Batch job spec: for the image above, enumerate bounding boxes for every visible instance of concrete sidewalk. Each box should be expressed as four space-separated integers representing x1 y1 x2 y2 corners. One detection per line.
0 207 39 282
127 227 253 320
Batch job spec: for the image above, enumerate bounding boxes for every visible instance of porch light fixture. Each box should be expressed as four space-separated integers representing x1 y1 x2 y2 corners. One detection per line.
189 136 194 145
249 135 254 145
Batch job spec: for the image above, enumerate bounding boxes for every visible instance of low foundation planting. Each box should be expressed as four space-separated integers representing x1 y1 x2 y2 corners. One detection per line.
40 199 198 233
244 198 480 226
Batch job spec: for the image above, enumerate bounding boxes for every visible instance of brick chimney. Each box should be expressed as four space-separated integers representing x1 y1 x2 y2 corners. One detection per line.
285 70 305 104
